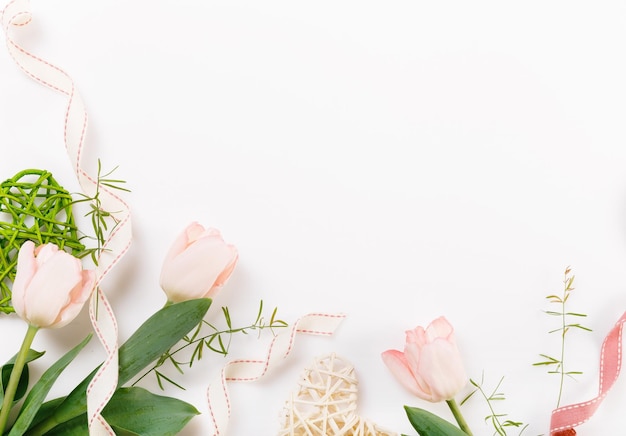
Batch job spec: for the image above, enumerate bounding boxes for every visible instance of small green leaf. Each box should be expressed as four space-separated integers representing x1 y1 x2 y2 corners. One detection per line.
254 300 263 325
545 295 562 302
566 323 592 332
222 306 232 329
502 419 525 427
533 354 560 366
459 389 476 406
404 406 467 436
155 371 185 391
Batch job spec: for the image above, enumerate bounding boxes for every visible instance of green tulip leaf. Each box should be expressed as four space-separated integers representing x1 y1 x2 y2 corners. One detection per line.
105 387 199 435
117 298 212 386
44 387 198 436
26 298 212 434
404 406 468 436
8 335 91 436
109 426 141 436
0 349 45 405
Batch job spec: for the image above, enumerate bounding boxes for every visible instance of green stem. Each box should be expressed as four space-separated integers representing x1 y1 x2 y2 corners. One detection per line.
556 295 566 408
446 398 473 436
0 324 39 434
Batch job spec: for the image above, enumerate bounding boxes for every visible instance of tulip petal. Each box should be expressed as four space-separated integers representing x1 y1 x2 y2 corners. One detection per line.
12 241 37 319
34 243 59 266
162 222 201 265
205 245 238 298
24 251 83 327
53 270 95 328
187 224 220 242
406 326 428 348
403 341 435 398
381 350 431 400
418 339 467 402
426 317 454 342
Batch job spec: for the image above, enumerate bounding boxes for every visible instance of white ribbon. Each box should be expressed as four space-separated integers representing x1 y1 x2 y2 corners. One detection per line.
1 1 132 434
207 313 346 435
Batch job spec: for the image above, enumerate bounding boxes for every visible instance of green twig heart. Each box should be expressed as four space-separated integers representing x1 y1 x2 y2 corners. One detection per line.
0 169 84 314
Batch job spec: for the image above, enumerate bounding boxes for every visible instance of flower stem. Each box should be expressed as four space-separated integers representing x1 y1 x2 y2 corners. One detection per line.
446 398 473 435
0 324 39 434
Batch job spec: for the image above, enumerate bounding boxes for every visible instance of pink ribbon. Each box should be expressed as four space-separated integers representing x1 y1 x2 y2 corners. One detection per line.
550 311 626 434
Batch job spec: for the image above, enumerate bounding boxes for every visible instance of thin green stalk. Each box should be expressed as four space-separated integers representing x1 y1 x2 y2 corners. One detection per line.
556 290 567 408
0 324 39 434
446 398 473 435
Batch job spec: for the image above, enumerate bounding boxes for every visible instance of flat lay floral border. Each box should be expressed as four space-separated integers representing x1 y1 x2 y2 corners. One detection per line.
0 166 292 434
2 1 626 435
0 169 617 436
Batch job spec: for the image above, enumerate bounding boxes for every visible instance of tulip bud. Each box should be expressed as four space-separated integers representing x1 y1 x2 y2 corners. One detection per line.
12 241 95 328
159 222 238 303
382 317 467 402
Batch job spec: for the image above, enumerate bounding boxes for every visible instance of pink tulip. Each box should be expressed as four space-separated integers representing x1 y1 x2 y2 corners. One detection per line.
159 223 238 303
381 317 467 402
12 241 96 328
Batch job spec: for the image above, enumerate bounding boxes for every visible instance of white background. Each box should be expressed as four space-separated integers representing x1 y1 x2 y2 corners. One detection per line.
2 1 626 435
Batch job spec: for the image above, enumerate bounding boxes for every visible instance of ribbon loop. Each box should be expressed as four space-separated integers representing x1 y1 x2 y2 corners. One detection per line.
550 311 626 434
207 313 345 436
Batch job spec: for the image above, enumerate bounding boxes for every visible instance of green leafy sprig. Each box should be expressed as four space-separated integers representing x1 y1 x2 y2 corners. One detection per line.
461 373 528 436
133 300 288 390
533 267 591 408
72 159 130 266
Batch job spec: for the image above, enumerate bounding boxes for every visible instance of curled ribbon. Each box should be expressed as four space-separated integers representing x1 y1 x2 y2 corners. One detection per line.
207 312 346 436
550 311 626 434
1 1 132 434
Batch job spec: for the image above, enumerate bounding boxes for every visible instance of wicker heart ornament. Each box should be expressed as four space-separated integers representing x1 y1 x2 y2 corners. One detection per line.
279 353 397 436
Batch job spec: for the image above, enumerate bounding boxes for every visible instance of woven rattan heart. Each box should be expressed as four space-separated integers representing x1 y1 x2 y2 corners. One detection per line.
0 169 83 313
279 353 397 436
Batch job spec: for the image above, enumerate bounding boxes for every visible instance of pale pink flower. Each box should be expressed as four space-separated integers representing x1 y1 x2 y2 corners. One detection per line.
12 241 95 328
381 317 467 402
159 222 238 303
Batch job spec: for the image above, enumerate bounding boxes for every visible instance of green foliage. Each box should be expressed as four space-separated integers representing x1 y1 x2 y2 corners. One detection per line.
0 169 85 313
43 387 198 436
461 374 527 435
8 335 91 436
134 300 288 390
0 163 128 314
533 266 591 408
0 349 45 406
404 406 468 436
71 159 130 266
24 299 212 435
